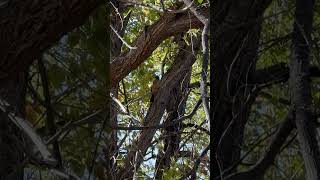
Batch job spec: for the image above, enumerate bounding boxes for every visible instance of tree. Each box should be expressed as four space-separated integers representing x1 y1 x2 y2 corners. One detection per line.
211 0 320 179
0 0 209 179
211 0 271 178
2 0 320 179
289 0 320 178
0 0 104 179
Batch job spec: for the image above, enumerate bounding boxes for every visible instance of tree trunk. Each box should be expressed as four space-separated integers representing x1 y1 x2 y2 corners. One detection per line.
289 0 320 179
0 72 27 180
0 1 104 179
155 68 191 179
117 37 201 179
102 2 127 178
0 0 102 78
210 1 270 178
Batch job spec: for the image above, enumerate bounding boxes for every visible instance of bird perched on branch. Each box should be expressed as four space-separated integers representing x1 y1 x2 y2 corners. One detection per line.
150 75 160 103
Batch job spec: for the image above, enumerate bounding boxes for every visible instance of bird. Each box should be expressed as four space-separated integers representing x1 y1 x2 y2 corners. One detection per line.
150 75 160 103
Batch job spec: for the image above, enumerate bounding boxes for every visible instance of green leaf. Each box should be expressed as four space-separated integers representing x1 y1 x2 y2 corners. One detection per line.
197 0 204 4
68 33 80 47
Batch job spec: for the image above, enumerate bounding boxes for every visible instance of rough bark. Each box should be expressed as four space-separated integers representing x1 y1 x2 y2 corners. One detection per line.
154 75 189 179
289 0 320 179
210 1 271 178
155 39 191 178
103 1 120 178
110 9 205 86
116 38 201 179
0 0 103 79
0 1 105 178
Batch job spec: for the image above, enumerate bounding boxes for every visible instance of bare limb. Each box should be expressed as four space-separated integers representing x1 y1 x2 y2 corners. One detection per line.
110 25 137 50
0 99 57 166
225 113 294 180
110 8 206 86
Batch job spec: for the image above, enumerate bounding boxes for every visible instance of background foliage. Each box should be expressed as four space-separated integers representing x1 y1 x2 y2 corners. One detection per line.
22 0 320 179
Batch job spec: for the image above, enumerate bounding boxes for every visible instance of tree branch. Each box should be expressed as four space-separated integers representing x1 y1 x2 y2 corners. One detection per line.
38 58 62 168
116 37 201 179
225 113 294 180
251 63 320 86
110 8 206 86
0 0 103 79
289 0 320 178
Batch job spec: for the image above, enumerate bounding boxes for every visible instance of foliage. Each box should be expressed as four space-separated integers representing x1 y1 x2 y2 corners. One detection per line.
21 0 320 179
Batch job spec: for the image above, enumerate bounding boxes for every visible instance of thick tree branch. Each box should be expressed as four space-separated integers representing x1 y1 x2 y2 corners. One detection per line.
155 46 191 178
116 37 201 179
225 113 294 180
181 145 210 180
289 0 320 178
110 9 206 86
210 0 268 177
0 0 103 79
182 0 208 24
0 99 57 166
252 63 320 85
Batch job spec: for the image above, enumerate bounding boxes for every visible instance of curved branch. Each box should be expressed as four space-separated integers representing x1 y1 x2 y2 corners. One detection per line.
0 0 103 79
251 63 320 86
110 9 206 86
116 37 201 179
225 113 294 180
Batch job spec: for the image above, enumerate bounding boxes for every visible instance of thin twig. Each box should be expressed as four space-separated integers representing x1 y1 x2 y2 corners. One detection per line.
121 0 194 13
110 25 137 50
